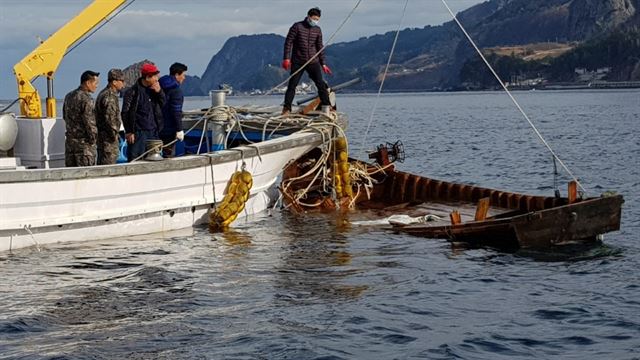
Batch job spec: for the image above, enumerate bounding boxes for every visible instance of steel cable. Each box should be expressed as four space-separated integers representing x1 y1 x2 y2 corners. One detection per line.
440 0 587 195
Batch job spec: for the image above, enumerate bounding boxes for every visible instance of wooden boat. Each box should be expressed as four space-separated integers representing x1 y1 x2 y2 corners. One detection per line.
281 143 624 250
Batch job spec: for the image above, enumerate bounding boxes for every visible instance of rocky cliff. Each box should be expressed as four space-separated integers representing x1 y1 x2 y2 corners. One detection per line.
199 34 285 94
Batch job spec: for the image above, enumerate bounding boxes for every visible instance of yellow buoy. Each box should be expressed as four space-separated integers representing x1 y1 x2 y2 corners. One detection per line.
209 169 254 231
334 137 347 150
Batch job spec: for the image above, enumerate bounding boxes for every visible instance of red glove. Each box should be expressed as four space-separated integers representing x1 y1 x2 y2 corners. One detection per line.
322 65 332 75
282 59 291 70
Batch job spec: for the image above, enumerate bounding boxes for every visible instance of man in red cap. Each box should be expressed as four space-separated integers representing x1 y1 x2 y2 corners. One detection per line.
121 62 165 161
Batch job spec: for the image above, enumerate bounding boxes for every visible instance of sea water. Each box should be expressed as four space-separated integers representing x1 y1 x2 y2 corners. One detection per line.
1 90 638 359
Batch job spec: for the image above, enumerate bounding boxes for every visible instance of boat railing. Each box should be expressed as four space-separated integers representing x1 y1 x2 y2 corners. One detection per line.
129 104 343 163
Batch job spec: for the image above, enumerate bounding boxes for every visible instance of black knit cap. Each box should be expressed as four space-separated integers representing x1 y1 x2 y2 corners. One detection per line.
308 7 321 17
80 70 99 83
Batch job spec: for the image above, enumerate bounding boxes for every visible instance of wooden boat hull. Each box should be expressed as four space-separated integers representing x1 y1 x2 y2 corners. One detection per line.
395 194 623 249
282 154 624 250
370 167 623 249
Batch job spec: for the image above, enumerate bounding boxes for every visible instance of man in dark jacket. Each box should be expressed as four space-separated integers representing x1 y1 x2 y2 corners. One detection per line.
159 62 188 157
63 70 99 167
121 62 165 162
282 7 332 115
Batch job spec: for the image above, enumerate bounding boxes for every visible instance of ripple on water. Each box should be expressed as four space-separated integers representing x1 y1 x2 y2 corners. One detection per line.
1 92 639 359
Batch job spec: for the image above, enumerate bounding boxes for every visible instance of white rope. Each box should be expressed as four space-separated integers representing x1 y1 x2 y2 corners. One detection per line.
265 0 364 96
359 0 409 154
130 108 211 162
440 0 587 195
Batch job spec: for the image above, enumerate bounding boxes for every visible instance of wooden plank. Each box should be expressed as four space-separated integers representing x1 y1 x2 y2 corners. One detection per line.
418 178 430 201
301 97 321 115
396 173 410 203
513 195 623 248
408 175 420 202
474 197 491 221
568 180 577 204
450 210 461 225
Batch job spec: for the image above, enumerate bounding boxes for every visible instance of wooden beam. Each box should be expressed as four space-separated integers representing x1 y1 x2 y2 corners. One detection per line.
568 180 578 204
450 210 461 225
474 197 491 221
301 97 321 115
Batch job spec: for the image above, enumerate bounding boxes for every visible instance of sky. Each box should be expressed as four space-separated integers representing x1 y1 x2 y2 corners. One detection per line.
0 0 484 99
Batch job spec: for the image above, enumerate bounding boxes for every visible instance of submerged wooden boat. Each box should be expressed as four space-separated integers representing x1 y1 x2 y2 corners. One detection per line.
282 145 624 250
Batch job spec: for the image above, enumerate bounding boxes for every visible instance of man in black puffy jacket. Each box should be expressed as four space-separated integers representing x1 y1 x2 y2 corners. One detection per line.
281 7 332 115
121 63 165 162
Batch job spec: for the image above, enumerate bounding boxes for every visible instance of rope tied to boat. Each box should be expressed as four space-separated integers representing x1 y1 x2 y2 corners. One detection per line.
440 0 588 196
360 0 410 153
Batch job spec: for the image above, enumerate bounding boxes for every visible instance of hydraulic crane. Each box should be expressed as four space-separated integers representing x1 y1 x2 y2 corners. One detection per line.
13 0 127 119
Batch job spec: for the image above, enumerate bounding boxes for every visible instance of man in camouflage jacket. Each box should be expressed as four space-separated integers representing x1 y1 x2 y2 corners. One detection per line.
63 70 99 167
95 69 126 165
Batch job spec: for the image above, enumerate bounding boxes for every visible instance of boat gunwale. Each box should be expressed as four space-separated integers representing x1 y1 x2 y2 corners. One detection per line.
373 165 579 211
393 194 624 231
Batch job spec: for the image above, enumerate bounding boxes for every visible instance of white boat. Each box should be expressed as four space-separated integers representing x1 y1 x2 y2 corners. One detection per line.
0 0 343 252
0 108 336 252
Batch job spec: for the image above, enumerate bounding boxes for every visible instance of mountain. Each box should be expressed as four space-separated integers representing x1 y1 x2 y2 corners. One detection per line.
190 0 639 95
199 34 285 93
122 60 151 88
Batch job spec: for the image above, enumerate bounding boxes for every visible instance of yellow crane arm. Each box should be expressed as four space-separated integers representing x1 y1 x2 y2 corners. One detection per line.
13 0 127 118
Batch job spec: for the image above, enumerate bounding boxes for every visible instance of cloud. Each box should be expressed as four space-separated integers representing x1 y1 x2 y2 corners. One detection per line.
0 0 484 98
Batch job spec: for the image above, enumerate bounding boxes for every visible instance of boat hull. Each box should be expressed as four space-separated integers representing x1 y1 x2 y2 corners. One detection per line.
281 153 624 250
375 168 625 250
396 195 623 249
1 131 324 252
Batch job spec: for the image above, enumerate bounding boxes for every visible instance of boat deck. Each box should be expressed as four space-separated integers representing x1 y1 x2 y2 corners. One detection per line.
354 199 514 226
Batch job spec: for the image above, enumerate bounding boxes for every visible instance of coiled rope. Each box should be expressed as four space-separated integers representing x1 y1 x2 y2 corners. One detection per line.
440 0 587 195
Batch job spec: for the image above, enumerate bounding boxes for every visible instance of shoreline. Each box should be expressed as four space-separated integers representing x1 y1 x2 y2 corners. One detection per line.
2 86 640 104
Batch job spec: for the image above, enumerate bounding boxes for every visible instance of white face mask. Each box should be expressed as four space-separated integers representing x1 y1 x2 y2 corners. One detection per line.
307 17 319 27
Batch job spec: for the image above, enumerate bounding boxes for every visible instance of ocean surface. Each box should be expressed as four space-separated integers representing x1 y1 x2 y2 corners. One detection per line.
1 90 639 359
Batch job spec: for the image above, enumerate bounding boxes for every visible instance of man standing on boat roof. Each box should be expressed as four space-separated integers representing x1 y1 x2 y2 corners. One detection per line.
95 68 126 165
63 70 99 167
281 7 332 115
159 62 188 157
121 63 165 162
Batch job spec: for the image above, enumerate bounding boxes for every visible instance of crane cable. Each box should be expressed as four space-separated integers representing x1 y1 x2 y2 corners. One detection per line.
359 0 409 152
1 1 136 114
265 0 363 96
440 0 587 195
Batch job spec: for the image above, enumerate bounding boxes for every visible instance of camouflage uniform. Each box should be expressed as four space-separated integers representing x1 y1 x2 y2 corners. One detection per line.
63 87 97 167
95 86 122 165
